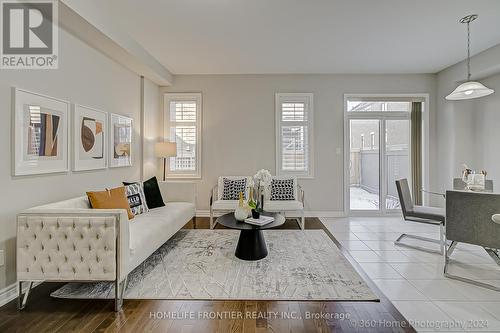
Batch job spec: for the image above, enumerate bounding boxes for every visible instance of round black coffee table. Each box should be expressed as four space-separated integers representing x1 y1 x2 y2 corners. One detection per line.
217 212 285 261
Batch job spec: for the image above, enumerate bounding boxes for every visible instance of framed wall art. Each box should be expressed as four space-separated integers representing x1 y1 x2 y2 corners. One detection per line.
109 113 133 168
73 104 107 171
13 88 69 176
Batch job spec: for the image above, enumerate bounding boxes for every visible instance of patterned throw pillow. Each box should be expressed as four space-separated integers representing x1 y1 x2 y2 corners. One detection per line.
222 178 247 200
270 178 295 201
124 183 149 216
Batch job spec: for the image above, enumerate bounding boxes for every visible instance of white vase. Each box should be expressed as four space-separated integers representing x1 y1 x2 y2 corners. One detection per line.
234 206 248 221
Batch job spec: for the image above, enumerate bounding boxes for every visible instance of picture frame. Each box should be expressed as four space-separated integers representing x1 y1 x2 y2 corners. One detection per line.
73 104 107 171
13 88 70 176
109 113 133 168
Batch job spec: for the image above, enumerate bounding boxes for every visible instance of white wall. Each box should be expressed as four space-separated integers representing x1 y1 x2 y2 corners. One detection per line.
143 78 162 180
435 44 500 197
472 74 500 182
162 74 436 214
0 28 159 290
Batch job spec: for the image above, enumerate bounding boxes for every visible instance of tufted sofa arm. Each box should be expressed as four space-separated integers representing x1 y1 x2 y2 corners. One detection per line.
17 208 129 283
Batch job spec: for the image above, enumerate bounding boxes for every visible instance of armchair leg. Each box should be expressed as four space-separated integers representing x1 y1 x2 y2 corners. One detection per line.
210 208 216 229
18 281 33 310
300 211 305 230
192 216 197 229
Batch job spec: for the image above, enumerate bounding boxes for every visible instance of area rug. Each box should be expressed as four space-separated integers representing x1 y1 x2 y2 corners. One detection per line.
51 230 378 301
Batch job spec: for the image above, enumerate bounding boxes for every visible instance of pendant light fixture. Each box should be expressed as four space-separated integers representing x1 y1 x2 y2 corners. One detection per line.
446 14 494 100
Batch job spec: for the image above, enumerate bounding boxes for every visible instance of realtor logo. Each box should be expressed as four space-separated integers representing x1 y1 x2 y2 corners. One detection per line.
1 0 58 69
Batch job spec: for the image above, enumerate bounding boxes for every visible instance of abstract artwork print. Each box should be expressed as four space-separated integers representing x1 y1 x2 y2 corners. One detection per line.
14 89 69 175
26 105 60 158
73 105 107 171
110 113 132 167
81 117 104 159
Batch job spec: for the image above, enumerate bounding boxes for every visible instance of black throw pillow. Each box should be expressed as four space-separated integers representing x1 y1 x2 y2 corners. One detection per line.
129 176 165 209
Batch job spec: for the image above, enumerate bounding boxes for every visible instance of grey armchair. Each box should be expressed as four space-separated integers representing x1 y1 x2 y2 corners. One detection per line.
395 179 446 254
445 191 500 292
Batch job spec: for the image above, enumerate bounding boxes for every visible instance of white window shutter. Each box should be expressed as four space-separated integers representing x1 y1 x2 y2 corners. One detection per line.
164 93 202 178
276 94 313 177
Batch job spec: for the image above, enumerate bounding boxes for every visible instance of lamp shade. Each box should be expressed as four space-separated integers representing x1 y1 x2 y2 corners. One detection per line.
155 141 177 157
446 81 495 100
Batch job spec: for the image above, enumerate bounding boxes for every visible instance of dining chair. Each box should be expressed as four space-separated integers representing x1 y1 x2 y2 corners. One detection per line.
445 190 500 291
395 179 446 254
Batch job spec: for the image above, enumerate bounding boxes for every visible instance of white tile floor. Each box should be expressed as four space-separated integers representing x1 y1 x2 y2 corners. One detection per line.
321 216 500 332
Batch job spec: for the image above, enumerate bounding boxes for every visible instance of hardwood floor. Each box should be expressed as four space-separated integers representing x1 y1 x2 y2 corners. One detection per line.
0 217 415 333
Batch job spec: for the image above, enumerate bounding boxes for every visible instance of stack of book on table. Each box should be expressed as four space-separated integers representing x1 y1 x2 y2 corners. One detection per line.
244 215 274 226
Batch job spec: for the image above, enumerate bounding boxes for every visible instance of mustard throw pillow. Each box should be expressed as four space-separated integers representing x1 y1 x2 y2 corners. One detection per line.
87 186 134 220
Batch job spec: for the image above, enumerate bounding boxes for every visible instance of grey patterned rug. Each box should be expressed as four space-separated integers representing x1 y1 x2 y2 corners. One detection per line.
51 230 378 301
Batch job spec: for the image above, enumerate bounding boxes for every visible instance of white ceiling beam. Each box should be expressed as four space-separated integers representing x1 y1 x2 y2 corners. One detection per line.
59 0 173 86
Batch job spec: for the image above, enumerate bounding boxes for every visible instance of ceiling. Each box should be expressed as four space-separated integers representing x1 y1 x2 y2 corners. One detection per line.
88 0 500 75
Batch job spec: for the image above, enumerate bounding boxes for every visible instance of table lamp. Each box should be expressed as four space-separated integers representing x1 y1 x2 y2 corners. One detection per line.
155 141 177 181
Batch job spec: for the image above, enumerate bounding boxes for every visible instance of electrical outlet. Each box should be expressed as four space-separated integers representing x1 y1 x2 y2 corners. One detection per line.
0 250 4 267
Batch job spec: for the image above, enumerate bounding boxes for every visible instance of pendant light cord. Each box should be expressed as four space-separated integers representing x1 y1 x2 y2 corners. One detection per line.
466 20 471 81
460 14 477 81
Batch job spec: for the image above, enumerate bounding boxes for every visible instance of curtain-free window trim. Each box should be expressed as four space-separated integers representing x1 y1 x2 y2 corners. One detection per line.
275 93 314 178
163 93 202 179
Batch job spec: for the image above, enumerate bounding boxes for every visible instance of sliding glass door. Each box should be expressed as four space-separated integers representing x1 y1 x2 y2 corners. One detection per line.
345 99 411 214
385 119 410 209
349 119 380 210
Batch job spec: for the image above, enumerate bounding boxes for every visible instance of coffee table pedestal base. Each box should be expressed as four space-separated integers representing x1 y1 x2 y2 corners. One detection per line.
235 229 268 260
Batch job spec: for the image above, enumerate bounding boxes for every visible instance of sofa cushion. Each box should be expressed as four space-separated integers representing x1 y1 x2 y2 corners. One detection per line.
143 176 165 209
212 200 239 211
212 199 303 212
128 202 195 270
87 186 134 220
264 200 303 212
31 196 91 210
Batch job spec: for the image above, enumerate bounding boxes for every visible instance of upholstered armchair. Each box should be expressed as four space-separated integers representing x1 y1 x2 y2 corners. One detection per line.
210 176 305 229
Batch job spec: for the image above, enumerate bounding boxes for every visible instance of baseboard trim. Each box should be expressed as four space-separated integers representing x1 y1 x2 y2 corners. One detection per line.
305 211 345 218
195 210 345 218
0 281 41 308
0 283 17 308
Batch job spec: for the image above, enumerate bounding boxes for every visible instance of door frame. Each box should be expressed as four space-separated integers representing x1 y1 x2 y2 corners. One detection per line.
343 94 430 216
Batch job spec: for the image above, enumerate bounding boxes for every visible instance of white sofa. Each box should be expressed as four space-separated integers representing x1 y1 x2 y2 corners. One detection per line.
16 183 195 311
210 176 305 229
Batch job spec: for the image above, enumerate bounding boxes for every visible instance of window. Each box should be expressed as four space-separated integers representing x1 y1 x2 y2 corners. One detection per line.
275 93 314 177
164 93 202 178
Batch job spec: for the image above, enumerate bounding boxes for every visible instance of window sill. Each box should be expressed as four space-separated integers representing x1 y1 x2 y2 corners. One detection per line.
277 174 314 180
166 176 201 181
